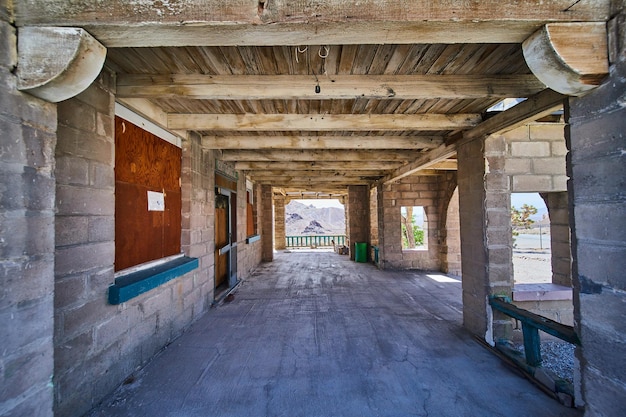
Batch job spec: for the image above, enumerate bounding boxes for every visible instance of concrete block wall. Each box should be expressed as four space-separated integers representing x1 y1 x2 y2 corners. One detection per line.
458 136 513 341
502 123 568 193
53 77 214 417
273 196 286 250
377 174 456 271
443 188 461 276
369 186 379 247
260 184 274 262
567 14 626 414
181 133 215 302
0 7 56 415
540 192 572 287
236 176 262 278
347 185 370 261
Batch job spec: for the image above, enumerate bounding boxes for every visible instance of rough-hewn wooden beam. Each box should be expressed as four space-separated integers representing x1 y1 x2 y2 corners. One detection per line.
235 161 404 171
169 114 481 131
15 1 610 47
118 74 545 100
429 160 458 170
202 135 442 150
245 170 385 178
222 149 419 162
382 89 565 183
461 89 565 142
523 23 609 96
16 27 106 102
256 177 372 186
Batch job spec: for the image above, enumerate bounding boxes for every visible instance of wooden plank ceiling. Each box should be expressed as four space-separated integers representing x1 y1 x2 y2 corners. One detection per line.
107 42 549 199
15 0 607 201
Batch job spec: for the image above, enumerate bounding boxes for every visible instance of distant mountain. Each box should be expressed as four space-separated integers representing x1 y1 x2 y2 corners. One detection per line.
285 201 346 236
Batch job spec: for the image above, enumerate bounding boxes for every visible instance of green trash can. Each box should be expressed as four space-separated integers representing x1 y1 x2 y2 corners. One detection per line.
355 242 367 263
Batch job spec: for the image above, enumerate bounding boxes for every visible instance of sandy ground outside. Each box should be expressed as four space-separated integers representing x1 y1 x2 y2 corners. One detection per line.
513 233 552 284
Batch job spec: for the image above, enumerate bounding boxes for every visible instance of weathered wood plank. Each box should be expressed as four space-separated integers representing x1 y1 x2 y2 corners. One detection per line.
221 149 418 162
16 1 610 47
244 170 385 177
117 74 546 100
202 135 442 150
523 23 609 96
255 177 371 185
168 113 481 131
235 161 404 170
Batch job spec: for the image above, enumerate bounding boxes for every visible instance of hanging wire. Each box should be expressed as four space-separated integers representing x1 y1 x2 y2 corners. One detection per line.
295 46 308 64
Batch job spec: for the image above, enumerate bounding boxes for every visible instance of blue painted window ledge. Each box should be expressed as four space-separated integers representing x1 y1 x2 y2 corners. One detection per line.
246 234 261 244
108 256 198 305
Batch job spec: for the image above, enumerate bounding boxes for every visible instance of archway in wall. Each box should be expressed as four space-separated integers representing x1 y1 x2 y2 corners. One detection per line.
284 199 346 251
445 188 462 277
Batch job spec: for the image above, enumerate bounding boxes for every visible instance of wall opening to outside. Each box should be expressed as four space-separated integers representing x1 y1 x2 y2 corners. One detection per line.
284 199 346 250
401 206 427 251
511 193 551 284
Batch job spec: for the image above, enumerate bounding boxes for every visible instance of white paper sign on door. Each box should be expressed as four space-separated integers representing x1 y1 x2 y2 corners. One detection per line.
147 191 165 211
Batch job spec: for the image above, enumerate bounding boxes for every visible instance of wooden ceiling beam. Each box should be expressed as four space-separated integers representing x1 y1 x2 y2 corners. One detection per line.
16 1 609 47
118 74 546 100
202 135 442 150
381 89 565 184
245 170 386 178
221 149 419 162
429 160 458 170
256 178 372 186
235 161 404 171
169 113 481 131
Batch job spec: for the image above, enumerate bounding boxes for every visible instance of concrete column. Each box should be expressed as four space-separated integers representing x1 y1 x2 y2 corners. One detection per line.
54 70 116 417
566 12 626 412
347 185 370 261
260 184 273 262
0 14 56 417
458 135 513 342
274 196 286 250
540 192 572 287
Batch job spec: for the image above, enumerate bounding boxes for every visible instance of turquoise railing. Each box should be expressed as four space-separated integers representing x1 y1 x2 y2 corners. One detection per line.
285 235 346 248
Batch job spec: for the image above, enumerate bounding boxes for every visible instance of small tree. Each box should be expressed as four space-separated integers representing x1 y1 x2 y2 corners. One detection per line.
401 207 425 249
511 204 537 246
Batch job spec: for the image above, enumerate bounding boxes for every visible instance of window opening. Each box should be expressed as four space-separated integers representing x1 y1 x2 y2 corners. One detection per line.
401 206 427 251
511 193 551 284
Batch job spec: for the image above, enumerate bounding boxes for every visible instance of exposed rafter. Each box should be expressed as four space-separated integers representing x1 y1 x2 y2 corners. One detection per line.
202 135 442 150
235 161 404 171
118 74 546 100
168 113 481 132
221 149 419 162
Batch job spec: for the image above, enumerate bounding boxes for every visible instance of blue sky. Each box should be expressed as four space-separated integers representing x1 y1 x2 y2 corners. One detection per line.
511 193 547 219
295 199 344 209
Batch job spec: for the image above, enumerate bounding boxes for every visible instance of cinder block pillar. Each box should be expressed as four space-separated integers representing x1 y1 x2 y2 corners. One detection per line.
274 196 286 250
347 185 370 261
260 184 274 262
566 15 626 412
540 192 571 287
458 135 513 343
0 16 56 417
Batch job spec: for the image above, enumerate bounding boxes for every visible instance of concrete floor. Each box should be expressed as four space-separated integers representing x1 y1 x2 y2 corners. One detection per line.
87 251 581 417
